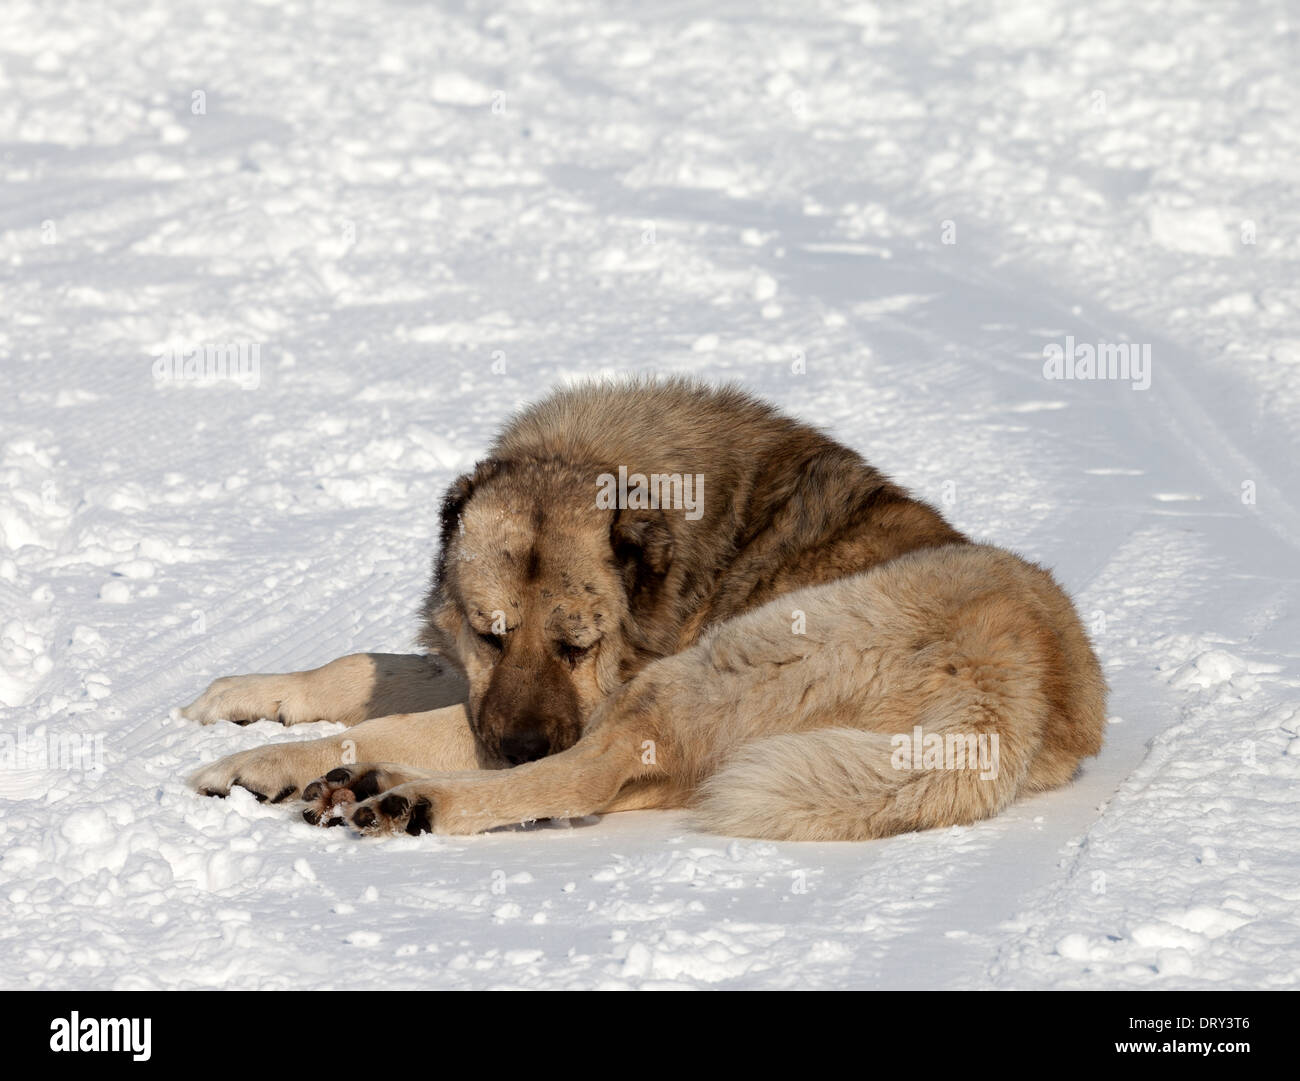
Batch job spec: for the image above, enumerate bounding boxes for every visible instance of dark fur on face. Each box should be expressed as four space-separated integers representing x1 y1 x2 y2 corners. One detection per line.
419 378 964 765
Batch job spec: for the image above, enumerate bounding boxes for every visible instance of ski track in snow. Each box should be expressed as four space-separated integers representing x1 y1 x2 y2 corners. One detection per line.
1 0 1297 989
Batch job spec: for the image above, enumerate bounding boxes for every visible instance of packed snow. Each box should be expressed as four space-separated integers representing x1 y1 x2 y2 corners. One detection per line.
1 0 1297 989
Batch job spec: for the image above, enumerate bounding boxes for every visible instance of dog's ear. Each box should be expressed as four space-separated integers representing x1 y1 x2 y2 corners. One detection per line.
611 511 674 599
434 458 502 584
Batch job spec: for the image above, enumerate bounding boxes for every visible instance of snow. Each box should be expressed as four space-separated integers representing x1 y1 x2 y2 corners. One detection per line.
2 0 1298 989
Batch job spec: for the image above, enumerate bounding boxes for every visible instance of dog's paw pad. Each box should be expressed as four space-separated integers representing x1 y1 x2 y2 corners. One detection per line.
404 797 434 836
301 765 394 826
344 792 434 836
379 793 410 818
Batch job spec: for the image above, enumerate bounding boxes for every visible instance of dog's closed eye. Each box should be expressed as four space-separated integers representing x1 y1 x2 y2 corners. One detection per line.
477 630 504 652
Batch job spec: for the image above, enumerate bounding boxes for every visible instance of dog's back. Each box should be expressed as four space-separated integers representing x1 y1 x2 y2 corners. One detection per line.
491 377 969 633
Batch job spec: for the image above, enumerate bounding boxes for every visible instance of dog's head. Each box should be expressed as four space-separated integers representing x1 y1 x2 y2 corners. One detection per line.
420 457 676 765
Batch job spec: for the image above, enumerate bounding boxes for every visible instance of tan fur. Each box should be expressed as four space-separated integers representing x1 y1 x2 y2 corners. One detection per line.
185 378 1105 840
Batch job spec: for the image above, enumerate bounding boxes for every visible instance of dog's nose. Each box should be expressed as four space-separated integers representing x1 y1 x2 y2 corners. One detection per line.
501 732 550 766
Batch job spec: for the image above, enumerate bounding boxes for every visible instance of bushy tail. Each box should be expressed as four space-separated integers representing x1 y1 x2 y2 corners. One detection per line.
690 724 1032 842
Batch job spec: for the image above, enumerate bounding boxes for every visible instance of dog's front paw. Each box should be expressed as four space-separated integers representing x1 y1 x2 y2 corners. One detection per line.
179 673 312 726
345 783 437 837
189 741 334 803
300 764 429 826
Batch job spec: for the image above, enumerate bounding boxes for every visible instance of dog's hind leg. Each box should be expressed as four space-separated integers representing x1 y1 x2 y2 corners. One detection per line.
179 653 466 727
690 721 1033 841
682 547 1105 840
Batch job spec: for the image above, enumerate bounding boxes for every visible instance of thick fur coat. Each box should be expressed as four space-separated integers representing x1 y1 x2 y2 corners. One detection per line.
185 379 1106 841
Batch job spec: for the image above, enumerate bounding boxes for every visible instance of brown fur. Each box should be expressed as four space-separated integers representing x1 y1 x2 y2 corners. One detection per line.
184 378 1106 841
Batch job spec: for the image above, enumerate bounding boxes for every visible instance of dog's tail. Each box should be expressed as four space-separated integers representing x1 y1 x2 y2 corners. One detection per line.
689 721 1035 842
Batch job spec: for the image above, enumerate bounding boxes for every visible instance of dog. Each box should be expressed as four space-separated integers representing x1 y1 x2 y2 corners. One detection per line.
184 378 1106 840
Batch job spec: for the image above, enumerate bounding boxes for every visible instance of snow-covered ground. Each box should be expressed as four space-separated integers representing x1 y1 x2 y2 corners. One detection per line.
2 0 1298 990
